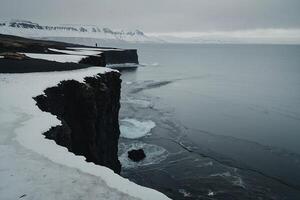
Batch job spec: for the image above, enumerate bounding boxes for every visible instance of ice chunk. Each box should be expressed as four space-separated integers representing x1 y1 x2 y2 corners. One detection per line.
122 98 152 108
120 118 156 139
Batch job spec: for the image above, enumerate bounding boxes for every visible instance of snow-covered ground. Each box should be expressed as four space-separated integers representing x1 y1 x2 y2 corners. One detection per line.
48 48 103 56
0 67 170 200
22 47 131 64
0 20 160 43
24 53 87 63
67 47 119 51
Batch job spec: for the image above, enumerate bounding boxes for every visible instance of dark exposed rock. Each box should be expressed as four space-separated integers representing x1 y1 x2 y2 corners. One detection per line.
79 54 106 66
0 58 90 73
0 52 28 60
103 49 139 64
34 71 122 174
128 149 146 162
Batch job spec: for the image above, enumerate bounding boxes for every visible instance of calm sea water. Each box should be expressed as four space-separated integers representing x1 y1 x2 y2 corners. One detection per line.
58 38 300 199
114 43 300 199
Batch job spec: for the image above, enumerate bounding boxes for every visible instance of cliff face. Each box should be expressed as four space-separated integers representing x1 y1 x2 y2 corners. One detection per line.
34 71 122 174
79 55 106 66
79 49 139 66
103 49 139 64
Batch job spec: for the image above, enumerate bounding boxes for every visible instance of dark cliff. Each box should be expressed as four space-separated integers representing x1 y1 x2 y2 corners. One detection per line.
33 71 122 174
102 49 139 64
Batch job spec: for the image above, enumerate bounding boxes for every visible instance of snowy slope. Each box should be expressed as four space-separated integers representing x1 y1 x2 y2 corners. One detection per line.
0 20 161 43
0 67 170 200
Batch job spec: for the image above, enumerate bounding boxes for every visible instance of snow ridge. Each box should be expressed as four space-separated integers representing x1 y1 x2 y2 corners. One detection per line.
0 20 160 43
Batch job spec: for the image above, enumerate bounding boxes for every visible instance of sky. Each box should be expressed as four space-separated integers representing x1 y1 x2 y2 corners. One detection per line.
1 0 300 34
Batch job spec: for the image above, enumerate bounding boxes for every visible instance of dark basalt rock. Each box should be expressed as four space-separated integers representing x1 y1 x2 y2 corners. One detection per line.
103 49 139 64
128 149 146 162
34 71 122 174
79 54 106 66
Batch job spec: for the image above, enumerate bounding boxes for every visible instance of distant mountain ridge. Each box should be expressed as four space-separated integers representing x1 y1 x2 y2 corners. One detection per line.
0 20 160 43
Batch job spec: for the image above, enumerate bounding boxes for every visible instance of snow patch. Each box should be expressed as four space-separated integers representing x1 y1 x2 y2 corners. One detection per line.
67 47 121 51
24 53 87 63
48 48 101 56
120 118 156 139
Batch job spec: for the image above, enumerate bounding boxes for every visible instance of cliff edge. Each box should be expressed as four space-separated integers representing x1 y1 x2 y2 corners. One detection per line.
34 71 122 174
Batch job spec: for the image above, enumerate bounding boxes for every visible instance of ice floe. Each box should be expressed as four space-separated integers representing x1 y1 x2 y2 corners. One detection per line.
122 98 152 108
120 118 156 139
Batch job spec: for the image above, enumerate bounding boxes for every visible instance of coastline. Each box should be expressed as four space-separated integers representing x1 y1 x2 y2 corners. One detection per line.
0 68 170 200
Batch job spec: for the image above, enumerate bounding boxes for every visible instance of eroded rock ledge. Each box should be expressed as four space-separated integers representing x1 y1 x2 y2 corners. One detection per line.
33 71 122 174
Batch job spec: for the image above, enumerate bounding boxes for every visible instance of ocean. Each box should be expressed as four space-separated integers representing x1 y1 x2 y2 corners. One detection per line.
55 38 300 199
114 43 300 199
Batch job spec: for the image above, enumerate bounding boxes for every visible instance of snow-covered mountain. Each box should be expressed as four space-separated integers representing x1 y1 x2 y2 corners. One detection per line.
0 20 161 43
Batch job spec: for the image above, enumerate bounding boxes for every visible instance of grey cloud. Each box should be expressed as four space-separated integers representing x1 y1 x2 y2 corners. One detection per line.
0 0 300 32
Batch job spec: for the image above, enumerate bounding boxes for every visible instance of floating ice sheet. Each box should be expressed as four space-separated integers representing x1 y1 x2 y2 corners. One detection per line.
120 118 156 139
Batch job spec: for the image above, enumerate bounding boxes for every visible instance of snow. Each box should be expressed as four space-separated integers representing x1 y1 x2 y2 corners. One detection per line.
120 118 156 139
0 67 170 200
48 48 102 56
24 53 87 63
67 47 121 51
0 21 159 43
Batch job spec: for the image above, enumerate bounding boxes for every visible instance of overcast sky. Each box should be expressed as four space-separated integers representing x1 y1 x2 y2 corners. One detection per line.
1 0 300 33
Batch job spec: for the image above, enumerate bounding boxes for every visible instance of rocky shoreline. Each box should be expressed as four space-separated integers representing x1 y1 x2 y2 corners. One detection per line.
0 33 139 174
0 33 139 73
0 33 172 200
